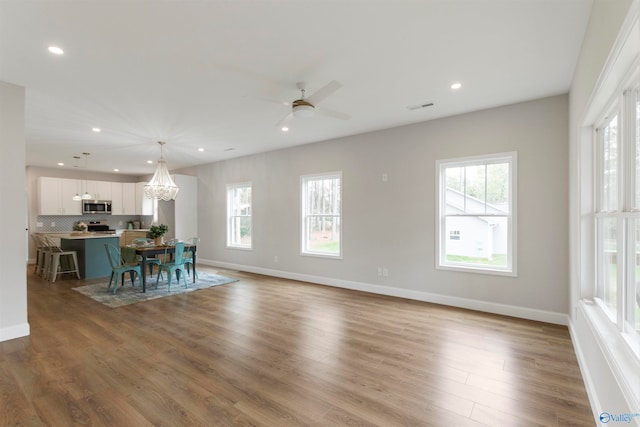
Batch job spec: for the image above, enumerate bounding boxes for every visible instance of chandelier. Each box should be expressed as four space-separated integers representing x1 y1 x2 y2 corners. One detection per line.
144 141 179 201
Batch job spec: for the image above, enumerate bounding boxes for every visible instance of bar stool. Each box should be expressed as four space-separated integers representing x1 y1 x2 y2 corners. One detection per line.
47 247 80 282
38 236 60 278
32 234 48 276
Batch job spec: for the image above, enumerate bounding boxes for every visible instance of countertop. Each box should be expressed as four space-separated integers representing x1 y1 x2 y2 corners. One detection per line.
61 234 120 240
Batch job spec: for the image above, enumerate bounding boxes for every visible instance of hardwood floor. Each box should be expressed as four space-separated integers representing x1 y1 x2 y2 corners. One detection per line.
1 267 594 426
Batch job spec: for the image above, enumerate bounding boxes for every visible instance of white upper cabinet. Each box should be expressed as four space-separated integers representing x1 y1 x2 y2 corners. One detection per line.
122 183 136 215
135 182 153 215
106 182 137 215
111 183 124 215
38 177 82 215
84 180 112 200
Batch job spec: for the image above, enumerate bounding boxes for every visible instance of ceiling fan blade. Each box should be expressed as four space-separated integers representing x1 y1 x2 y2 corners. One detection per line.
316 107 351 120
306 80 342 105
275 112 294 128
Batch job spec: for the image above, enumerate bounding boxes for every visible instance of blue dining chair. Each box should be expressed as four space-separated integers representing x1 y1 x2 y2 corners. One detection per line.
155 241 189 291
104 244 142 294
183 237 199 279
131 238 162 278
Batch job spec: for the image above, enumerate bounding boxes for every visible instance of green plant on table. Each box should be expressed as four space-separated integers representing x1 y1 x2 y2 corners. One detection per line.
147 224 169 239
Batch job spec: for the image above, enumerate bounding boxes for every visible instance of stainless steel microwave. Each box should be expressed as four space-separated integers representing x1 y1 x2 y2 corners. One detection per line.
83 200 112 214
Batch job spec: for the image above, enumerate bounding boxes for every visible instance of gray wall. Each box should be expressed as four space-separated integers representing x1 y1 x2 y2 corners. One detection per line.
0 81 29 341
197 94 569 321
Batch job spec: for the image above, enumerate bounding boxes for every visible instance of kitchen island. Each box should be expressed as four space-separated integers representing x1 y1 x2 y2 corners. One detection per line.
60 235 119 279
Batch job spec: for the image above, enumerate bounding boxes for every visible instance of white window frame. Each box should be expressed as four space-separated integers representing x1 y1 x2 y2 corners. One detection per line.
226 182 252 250
594 72 640 357
436 152 517 276
301 172 342 259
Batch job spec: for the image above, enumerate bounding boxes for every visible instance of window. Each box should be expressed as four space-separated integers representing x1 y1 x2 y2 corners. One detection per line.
226 182 252 249
595 85 640 346
301 172 341 257
437 152 517 275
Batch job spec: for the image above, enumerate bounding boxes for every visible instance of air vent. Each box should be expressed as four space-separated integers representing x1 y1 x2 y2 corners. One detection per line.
407 102 435 111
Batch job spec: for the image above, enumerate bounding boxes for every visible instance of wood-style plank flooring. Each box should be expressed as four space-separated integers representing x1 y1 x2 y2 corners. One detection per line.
1 267 594 426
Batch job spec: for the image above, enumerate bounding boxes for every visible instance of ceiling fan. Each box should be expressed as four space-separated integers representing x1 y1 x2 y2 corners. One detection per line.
276 80 351 127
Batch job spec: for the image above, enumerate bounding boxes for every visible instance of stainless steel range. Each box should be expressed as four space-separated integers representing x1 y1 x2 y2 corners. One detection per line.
87 220 116 234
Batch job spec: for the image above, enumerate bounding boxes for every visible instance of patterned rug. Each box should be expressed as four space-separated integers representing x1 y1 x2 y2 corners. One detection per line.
72 271 238 308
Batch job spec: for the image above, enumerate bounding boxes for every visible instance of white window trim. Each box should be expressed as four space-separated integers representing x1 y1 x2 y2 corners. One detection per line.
226 182 252 250
300 171 343 259
577 2 640 410
436 151 517 277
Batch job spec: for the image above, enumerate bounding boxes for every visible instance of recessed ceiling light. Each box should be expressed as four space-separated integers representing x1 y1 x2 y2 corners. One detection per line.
451 82 462 90
113 169 119 172
92 127 101 132
281 127 289 132
57 162 64 166
197 148 205 152
147 160 153 164
224 148 235 152
48 46 64 55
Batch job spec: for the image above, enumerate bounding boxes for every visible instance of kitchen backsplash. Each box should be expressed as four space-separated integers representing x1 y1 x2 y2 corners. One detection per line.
35 215 153 232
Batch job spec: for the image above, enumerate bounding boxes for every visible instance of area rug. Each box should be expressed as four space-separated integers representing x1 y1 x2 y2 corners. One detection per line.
72 272 238 308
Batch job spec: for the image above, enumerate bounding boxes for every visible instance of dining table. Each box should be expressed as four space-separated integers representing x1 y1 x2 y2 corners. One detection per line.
135 244 197 292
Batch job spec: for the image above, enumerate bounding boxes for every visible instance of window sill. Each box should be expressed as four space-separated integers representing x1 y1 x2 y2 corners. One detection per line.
226 245 252 251
301 251 342 260
436 263 517 277
581 300 640 409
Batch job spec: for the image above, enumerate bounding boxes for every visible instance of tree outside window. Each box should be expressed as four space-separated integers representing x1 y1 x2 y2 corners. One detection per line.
227 183 252 249
301 173 341 257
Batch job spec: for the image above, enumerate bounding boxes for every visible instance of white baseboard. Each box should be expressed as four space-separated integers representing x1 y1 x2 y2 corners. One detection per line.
0 323 30 342
568 316 602 424
201 259 568 325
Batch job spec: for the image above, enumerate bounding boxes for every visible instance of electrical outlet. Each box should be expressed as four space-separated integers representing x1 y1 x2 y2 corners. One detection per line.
51 221 55 227
382 173 388 182
382 268 389 277
377 267 383 276
274 256 279 263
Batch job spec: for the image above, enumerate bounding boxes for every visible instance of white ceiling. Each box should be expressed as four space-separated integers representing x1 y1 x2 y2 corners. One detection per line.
0 0 593 176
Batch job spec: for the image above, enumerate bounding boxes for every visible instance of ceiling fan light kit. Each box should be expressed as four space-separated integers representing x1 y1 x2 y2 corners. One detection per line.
276 80 351 126
144 141 179 201
292 102 315 118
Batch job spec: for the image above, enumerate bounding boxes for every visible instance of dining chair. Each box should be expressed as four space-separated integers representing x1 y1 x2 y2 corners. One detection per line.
183 237 199 279
104 243 142 294
131 238 162 278
155 241 188 291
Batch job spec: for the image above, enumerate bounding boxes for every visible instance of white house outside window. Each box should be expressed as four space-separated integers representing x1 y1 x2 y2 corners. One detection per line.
227 182 252 249
301 172 341 257
437 152 517 276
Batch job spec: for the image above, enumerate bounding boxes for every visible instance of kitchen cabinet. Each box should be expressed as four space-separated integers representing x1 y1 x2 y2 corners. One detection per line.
38 177 82 215
111 183 136 215
120 230 149 247
111 183 123 215
61 235 120 279
85 180 112 200
135 182 153 215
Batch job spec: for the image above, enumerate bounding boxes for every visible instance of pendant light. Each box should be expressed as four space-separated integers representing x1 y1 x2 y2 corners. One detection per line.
71 154 94 201
144 141 179 201
72 156 82 201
